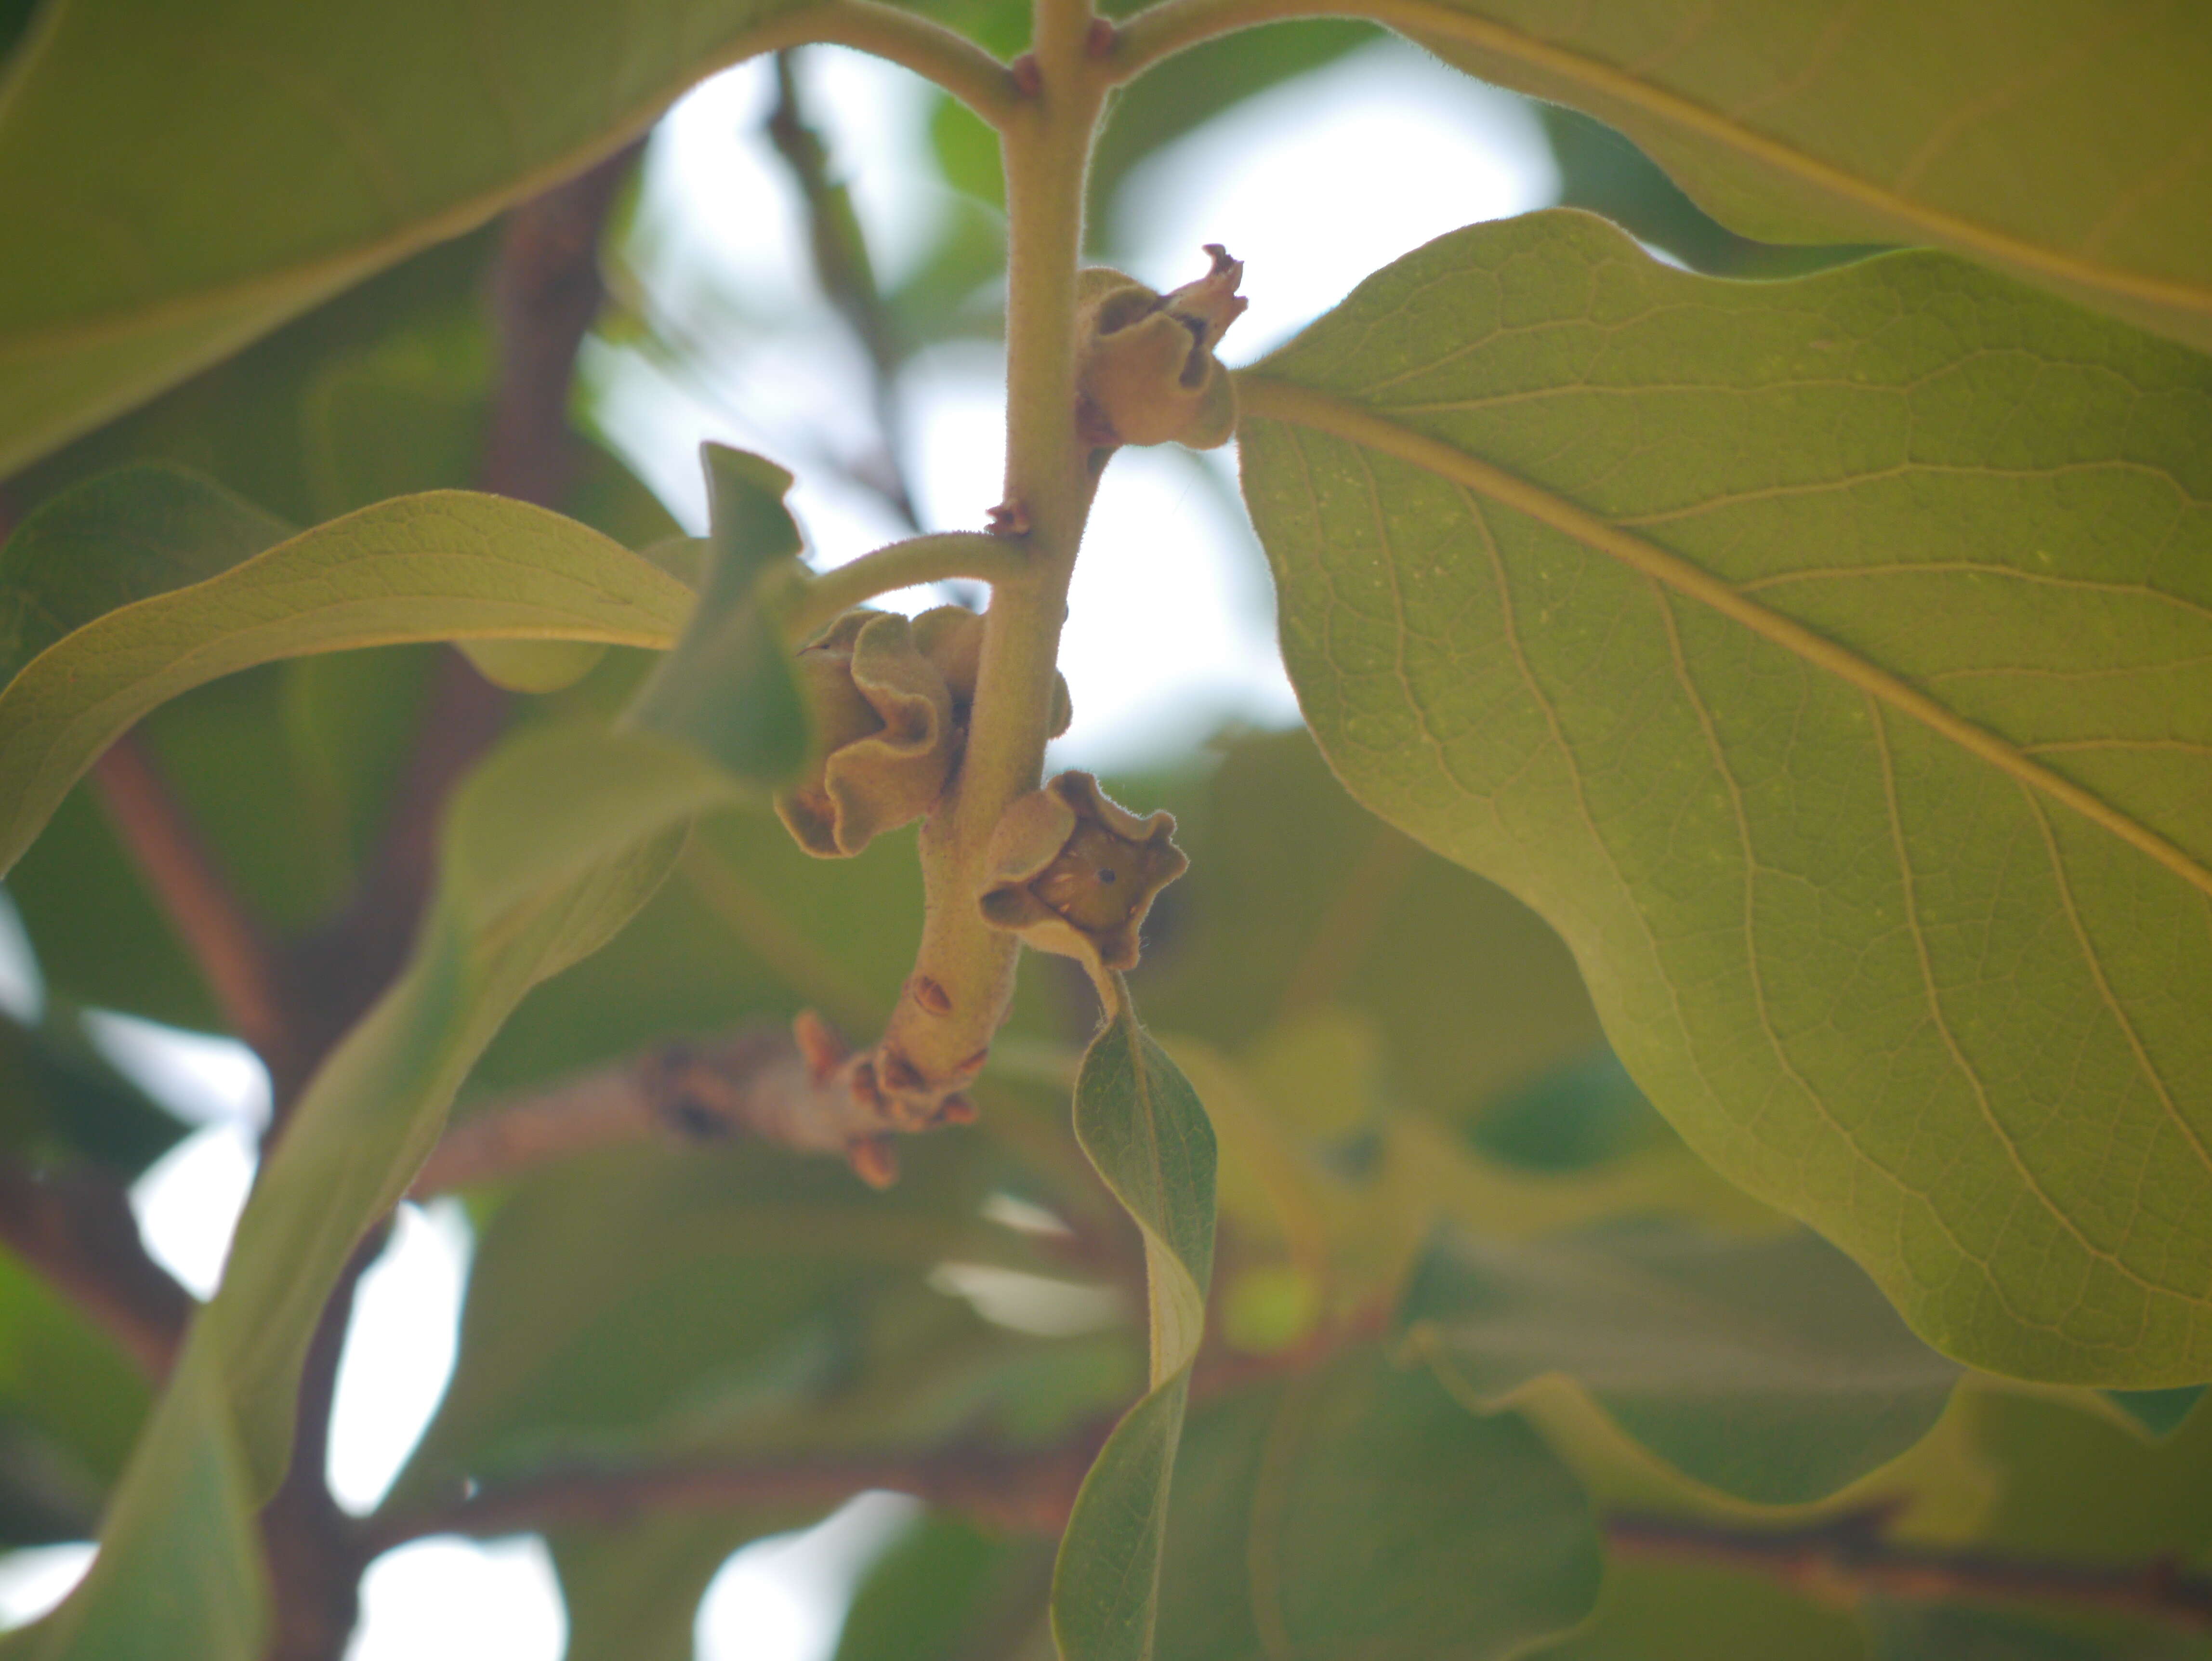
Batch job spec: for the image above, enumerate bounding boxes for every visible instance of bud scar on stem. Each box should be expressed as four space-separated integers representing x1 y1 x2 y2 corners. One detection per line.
766 239 1244 1182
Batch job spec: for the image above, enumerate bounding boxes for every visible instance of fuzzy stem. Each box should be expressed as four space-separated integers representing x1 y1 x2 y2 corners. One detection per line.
863 5 1111 1109
785 531 1030 642
796 0 1021 125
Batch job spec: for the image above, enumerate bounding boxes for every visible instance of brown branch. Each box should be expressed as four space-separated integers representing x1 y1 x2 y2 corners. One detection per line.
0 1153 191 1379
91 734 300 1082
261 1233 382 1661
412 1017 949 1195
1606 1506 2212 1632
478 140 647 509
368 1432 1101 1557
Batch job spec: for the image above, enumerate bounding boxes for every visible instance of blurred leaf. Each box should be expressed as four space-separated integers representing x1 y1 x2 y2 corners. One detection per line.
1404 0 2212 347
2105 1387 2206 1440
1241 211 2212 1387
1537 1558 1864 1661
1955 1386 2212 1565
23 718 742 1654
1538 105 1881 279
1469 1047 1678 1174
626 444 810 785
400 1138 1017 1492
0 471 693 880
0 0 989 474
1145 729 1603 1126
1051 1002 1216 1661
1154 1347 1601 1660
23 1349 267 1661
832 1513 1054 1661
1402 1225 1961 1505
0 1007 184 1176
12 232 498 527
553 1516 766 1661
0 463 290 682
0 1252 152 1546
1862 1603 2130 1661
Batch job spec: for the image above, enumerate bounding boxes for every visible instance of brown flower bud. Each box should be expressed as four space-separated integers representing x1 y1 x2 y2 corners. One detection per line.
1075 245 1247 451
978 771 1186 984
911 605 1072 738
775 609 957 857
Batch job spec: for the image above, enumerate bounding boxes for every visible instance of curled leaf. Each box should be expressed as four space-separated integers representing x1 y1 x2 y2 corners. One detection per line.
1076 246 1247 450
979 771 1186 986
775 610 957 857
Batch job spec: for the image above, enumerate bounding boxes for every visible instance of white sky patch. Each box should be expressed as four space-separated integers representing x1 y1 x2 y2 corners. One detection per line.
0 1544 95 1633
929 1263 1125 1337
329 1201 476 1516
698 1493 917 1661
346 1536 566 1661
0 891 43 1023
1113 35 1559 357
92 1014 270 1300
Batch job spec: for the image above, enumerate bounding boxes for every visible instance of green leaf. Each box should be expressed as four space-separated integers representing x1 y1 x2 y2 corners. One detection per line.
1143 729 1605 1126
397 1137 1017 1495
1403 1 2212 348
0 463 290 683
626 444 810 785
1153 1348 1600 1660
1238 211 2212 1386
0 469 694 879
24 722 740 1655
1051 1001 1216 1661
0 0 935 474
0 1252 153 1546
833 1514 1050 1661
1402 1225 1962 1505
553 1517 767 1661
1862 1603 2113 1661
1538 1558 1864 1661
24 1351 267 1661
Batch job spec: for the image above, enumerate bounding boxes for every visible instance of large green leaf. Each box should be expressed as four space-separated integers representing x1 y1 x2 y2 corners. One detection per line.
1152 1348 1601 1660
1385 0 2212 348
0 0 956 474
0 468 693 879
1050 1002 1216 1661
1238 211 2212 1386
1401 1225 1962 1505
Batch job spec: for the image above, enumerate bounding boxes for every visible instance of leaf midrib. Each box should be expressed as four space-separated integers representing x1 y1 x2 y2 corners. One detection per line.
1237 372 2212 906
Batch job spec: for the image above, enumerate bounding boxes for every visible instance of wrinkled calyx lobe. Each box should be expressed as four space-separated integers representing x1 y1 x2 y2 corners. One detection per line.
1076 245 1247 450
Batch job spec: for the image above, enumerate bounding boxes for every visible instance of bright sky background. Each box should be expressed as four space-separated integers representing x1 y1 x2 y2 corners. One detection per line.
0 36 1555 1659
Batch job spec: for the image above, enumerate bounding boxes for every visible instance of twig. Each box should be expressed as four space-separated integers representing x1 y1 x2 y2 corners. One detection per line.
0 1154 191 1379
1606 1507 2212 1632
261 1233 382 1661
90 735 298 1082
369 1432 1102 1554
413 1017 961 1195
765 50 923 530
479 141 648 508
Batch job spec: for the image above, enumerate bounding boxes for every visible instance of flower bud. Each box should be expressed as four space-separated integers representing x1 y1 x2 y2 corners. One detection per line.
978 771 1186 983
775 610 956 857
911 605 1072 738
1075 245 1247 451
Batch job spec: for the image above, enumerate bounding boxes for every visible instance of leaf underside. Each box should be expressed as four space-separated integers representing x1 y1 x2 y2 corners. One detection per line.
1240 210 2212 1387
1402 0 2212 350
